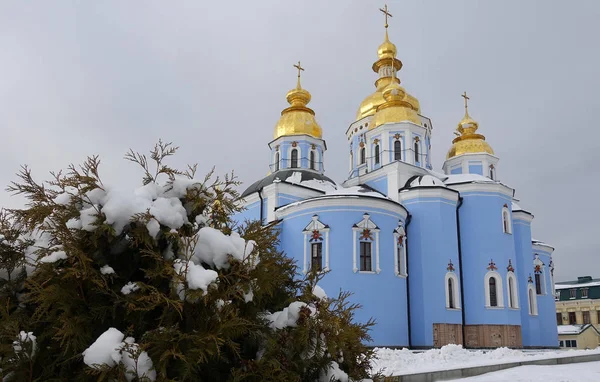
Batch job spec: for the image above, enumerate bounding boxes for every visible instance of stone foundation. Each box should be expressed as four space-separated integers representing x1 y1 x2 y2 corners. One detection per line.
464 324 522 348
433 323 464 347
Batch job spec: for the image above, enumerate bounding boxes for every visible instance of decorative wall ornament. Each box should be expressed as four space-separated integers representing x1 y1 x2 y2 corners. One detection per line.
360 228 373 241
394 133 401 140
359 141 365 148
414 136 420 142
487 259 498 271
533 254 544 274
275 145 279 151
507 259 515 273
503 203 508 208
528 274 533 283
352 213 381 274
447 259 455 272
302 215 330 274
374 138 380 144
311 144 316 150
310 230 323 242
292 141 298 147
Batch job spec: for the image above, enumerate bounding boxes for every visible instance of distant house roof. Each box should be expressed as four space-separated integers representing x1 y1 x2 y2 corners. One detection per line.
557 324 600 336
556 276 600 290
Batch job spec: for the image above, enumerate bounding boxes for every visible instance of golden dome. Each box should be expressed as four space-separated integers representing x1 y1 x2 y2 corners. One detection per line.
446 96 494 159
273 69 322 140
377 31 397 60
372 63 421 127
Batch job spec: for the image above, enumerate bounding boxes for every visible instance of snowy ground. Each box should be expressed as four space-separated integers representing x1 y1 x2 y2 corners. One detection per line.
371 345 600 376
457 361 600 381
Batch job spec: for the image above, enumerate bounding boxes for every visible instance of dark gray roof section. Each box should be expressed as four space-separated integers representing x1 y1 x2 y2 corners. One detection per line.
241 169 336 197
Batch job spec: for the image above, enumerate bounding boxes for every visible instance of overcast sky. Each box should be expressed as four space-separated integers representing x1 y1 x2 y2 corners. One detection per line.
0 0 598 282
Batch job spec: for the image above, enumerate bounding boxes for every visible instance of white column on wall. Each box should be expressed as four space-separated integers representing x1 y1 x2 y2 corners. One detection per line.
352 230 358 273
303 233 308 274
375 230 381 273
325 230 330 271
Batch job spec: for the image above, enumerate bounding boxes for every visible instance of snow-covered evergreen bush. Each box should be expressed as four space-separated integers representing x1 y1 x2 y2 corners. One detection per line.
0 141 375 381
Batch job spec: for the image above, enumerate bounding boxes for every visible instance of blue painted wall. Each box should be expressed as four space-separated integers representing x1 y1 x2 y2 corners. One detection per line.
403 195 462 347
458 192 522 328
365 176 388 196
513 216 537 346
468 162 483 175
534 248 559 347
278 203 409 347
234 200 261 225
451 167 462 175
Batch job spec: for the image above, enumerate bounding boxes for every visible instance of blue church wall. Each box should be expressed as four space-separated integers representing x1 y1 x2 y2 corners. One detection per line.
234 200 261 225
450 167 462 175
277 202 409 347
370 133 382 171
276 139 324 172
364 176 388 196
468 162 483 175
534 248 558 347
403 195 462 347
458 191 522 327
278 193 304 206
513 217 538 346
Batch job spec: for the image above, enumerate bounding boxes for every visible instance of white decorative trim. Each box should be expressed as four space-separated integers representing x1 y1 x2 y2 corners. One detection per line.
399 187 460 203
302 215 330 274
502 205 512 234
484 271 505 308
445 272 461 309
506 271 519 309
528 284 538 316
393 222 407 277
275 196 408 219
352 213 380 274
512 210 534 223
447 182 513 198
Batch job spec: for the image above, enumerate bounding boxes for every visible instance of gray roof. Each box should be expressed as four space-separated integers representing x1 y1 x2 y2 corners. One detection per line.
241 169 336 197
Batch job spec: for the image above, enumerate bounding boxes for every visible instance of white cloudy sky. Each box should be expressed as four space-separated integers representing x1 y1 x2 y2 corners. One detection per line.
0 0 598 281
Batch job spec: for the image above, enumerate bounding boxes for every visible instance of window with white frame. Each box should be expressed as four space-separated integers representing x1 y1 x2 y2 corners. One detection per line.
528 284 538 315
310 150 316 170
489 165 495 180
352 214 380 273
393 222 407 277
302 215 330 274
569 288 576 299
394 140 402 161
414 140 420 163
533 255 546 295
291 148 299 168
374 144 380 165
360 146 366 165
445 272 460 309
484 271 504 308
274 152 280 172
502 205 512 234
507 272 519 308
582 288 589 299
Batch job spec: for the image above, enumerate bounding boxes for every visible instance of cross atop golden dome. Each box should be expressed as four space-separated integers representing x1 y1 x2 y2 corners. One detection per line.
446 92 494 159
273 62 323 140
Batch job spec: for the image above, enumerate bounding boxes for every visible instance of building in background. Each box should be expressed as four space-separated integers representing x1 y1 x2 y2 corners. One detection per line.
555 276 600 329
235 5 558 349
557 324 600 350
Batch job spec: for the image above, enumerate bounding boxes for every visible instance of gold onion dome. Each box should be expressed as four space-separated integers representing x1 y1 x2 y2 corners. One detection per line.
356 5 421 123
446 93 495 159
273 62 322 140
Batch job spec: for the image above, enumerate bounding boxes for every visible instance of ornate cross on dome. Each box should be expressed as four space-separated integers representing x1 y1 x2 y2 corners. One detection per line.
293 61 304 79
462 91 470 112
379 4 393 29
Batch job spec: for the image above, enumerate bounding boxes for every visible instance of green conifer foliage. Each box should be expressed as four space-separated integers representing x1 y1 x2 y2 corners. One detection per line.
0 141 375 381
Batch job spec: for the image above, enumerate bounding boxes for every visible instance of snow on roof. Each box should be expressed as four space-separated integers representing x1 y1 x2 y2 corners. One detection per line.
557 324 598 335
512 201 522 211
276 185 392 212
555 281 600 290
444 173 495 185
532 239 554 249
408 175 447 188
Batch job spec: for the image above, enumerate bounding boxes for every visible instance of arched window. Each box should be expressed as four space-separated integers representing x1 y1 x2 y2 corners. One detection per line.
274 152 280 172
360 147 366 165
528 284 538 315
445 272 460 309
310 150 316 170
414 141 420 163
489 277 498 307
394 140 402 161
502 206 512 234
291 148 298 168
484 271 504 308
507 272 519 308
489 165 495 180
374 144 380 165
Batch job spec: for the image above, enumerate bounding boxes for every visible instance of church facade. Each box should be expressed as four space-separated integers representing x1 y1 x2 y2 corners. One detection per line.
235 8 558 349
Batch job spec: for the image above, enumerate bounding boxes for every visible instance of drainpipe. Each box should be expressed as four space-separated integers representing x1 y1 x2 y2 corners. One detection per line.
258 188 264 225
405 213 413 348
455 196 467 347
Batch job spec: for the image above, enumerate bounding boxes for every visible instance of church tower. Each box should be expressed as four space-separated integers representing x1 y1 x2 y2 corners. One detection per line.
343 5 434 200
270 62 327 175
442 93 499 179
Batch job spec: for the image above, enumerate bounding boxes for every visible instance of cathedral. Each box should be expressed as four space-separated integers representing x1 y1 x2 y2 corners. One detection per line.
235 6 558 349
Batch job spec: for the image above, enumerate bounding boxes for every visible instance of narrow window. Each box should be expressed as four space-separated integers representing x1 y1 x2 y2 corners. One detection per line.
559 340 564 347
569 312 576 324
583 311 591 324
582 288 589 298
311 242 322 272
291 149 298 168
274 152 280 172
566 340 572 348
503 209 511 233
572 340 578 348
597 311 600 324
397 245 405 275
570 289 576 299
489 166 495 180
310 150 316 170
529 288 535 315
448 278 455 309
360 147 366 165
556 312 563 325
359 241 372 272
374 144 380 165
489 277 498 307
394 140 402 161
414 141 420 163
535 274 542 295
508 277 515 308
